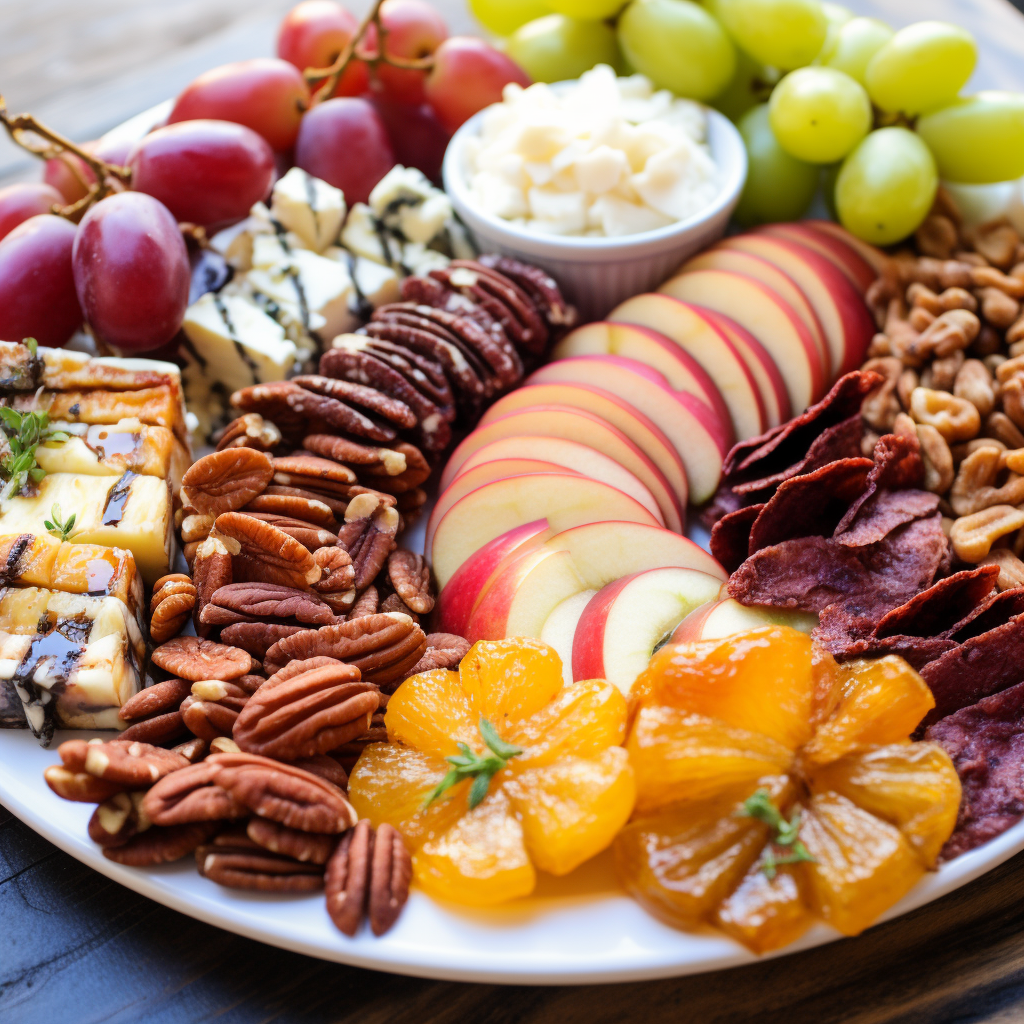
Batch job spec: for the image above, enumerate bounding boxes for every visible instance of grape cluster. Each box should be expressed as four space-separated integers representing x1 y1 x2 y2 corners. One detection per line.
474 0 1024 249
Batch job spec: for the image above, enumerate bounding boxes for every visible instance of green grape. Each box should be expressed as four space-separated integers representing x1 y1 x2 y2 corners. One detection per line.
816 3 853 62
734 104 818 225
711 47 779 122
469 0 552 36
917 92 1024 184
714 0 827 70
506 15 622 83
820 17 893 85
835 127 938 245
865 21 977 115
618 0 736 100
548 0 628 17
769 66 871 163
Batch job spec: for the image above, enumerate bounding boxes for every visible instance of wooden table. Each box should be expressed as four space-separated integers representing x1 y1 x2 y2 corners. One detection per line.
6 1 1024 1020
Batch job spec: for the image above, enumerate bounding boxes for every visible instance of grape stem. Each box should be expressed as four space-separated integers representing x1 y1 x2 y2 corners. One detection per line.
304 0 435 107
0 95 131 222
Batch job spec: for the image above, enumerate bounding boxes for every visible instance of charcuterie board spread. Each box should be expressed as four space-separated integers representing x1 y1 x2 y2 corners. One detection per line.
3 0 1024 980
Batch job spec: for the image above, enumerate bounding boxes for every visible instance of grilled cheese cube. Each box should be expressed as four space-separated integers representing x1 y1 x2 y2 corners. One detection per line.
0 534 144 631
271 167 347 253
0 587 144 740
0 472 172 584
369 165 453 244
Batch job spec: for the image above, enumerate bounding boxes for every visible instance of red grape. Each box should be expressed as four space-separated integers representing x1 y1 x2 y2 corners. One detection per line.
94 136 134 168
0 215 82 347
364 0 448 106
370 97 450 183
294 97 396 204
73 192 190 353
128 120 275 227
0 183 63 241
425 37 531 134
44 144 97 204
167 58 311 152
277 0 369 97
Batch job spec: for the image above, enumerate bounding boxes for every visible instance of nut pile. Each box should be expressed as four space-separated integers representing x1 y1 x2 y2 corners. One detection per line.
862 189 1024 588
44 731 410 937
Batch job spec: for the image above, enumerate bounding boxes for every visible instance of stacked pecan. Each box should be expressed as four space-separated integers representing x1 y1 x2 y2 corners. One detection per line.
233 258 575 461
44 726 410 937
861 189 1024 589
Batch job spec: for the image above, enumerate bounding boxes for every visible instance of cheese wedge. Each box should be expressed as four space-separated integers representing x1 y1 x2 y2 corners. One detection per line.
0 587 144 741
0 472 172 584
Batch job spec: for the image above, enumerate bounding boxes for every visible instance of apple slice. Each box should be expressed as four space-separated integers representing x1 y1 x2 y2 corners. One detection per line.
541 590 598 686
683 248 831 379
522 361 730 503
804 220 887 278
478 390 691 511
429 474 661 589
698 308 791 427
754 222 877 294
454 440 669 530
465 520 727 645
608 293 769 438
671 597 819 643
572 567 724 695
712 233 874 376
434 519 553 637
550 322 734 440
439 407 685 529
658 268 826 411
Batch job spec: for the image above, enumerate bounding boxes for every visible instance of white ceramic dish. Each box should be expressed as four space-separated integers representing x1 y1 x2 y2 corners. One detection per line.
443 93 746 323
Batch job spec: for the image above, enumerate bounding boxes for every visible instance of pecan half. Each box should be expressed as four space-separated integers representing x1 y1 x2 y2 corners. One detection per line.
243 493 337 530
143 760 248 826
346 584 379 618
152 635 252 682
263 612 426 685
292 375 418 430
181 694 238 741
196 831 325 891
387 549 434 614
239 512 338 551
338 493 399 590
181 448 274 515
247 818 338 864
312 547 356 612
290 754 349 790
219 622 309 659
359 442 430 495
210 752 357 833
88 791 150 848
233 663 378 761
205 583 337 627
325 819 411 937
117 711 187 745
119 678 192 721
284 383 399 443
302 434 407 476
405 633 472 679
216 512 321 589
172 737 209 763
43 765 122 803
273 453 358 489
380 593 418 621
104 822 219 866
82 740 188 787
150 574 197 644
215 413 282 453
264 656 346 688
193 532 237 637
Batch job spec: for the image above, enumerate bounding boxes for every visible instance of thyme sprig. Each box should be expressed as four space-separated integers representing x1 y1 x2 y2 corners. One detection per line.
0 406 69 500
738 789 817 879
424 718 523 811
44 503 76 542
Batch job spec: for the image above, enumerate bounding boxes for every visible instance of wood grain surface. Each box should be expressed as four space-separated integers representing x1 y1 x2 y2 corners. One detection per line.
6 0 1024 1021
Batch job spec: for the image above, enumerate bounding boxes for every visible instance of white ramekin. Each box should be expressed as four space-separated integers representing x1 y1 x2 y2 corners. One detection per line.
443 99 748 323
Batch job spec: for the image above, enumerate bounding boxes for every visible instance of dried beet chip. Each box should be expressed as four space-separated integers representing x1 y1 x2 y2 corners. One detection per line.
834 432 925 536
874 566 1000 641
710 504 764 574
834 489 940 548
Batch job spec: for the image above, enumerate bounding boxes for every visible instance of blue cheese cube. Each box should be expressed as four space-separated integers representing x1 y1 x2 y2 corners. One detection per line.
271 167 347 253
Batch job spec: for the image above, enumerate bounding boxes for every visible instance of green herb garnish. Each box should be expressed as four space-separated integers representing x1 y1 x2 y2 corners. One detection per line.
738 788 816 879
424 717 524 810
44 503 76 542
0 407 68 498
24 338 37 356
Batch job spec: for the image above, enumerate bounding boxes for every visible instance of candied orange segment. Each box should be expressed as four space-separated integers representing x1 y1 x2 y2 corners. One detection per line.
809 743 960 865
349 638 635 906
799 792 924 936
506 747 635 876
802 656 936 766
385 669 478 758
714 862 814 955
413 789 536 906
629 705 792 813
638 627 824 750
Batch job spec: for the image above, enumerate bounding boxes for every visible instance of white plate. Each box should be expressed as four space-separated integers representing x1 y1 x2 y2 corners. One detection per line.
5 0 1024 985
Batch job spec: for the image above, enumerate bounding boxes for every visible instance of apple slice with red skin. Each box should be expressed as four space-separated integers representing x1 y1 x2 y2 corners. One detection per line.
754 222 877 295
439 406 685 529
609 293 770 438
710 233 874 377
434 519 552 636
429 473 662 589
453 441 666 527
658 268 826 411
671 597 819 644
550 322 734 440
478 391 691 511
570 567 724 695
464 520 726 646
522 360 730 503
698 307 791 427
683 248 831 380
804 220 887 278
